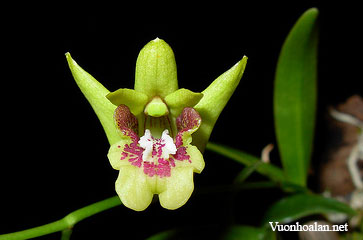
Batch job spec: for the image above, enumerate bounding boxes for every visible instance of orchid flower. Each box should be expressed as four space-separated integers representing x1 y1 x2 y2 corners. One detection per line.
66 38 247 211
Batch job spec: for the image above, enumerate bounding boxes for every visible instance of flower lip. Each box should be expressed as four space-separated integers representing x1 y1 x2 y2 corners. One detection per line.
110 104 202 173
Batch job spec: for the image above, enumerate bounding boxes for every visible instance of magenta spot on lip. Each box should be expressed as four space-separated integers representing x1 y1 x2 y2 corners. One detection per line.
114 104 144 166
117 128 176 178
143 161 171 178
172 146 191 162
114 105 201 178
121 152 128 160
175 131 183 148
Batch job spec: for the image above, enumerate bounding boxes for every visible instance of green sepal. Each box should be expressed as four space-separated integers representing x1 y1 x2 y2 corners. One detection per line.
193 56 248 152
65 52 120 145
135 38 178 98
165 88 203 117
106 88 148 116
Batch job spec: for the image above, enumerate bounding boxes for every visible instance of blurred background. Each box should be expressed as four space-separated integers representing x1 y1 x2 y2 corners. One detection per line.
1 2 362 239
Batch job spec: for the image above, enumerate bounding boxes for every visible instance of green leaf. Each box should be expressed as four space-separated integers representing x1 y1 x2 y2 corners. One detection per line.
274 8 319 186
194 56 247 152
66 53 119 145
145 229 177 240
206 142 285 183
146 226 276 240
222 225 276 240
261 193 357 226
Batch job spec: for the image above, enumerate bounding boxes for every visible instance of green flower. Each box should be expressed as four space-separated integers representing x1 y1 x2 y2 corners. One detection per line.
66 38 247 211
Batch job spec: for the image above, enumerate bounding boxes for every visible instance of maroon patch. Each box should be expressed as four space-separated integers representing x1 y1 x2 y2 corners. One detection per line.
114 104 138 135
176 107 201 132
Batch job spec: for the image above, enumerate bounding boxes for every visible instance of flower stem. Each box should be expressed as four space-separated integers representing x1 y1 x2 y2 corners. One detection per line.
206 142 286 183
0 181 305 240
61 228 73 240
0 196 121 240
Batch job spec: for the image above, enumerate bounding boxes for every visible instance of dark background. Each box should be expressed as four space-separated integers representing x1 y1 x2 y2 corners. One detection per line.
1 2 362 239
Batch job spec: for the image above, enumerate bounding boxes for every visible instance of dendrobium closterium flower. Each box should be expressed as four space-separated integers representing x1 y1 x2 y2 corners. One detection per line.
66 38 247 211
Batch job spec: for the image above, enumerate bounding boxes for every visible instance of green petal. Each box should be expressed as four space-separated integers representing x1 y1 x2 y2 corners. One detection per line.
106 88 148 116
115 166 154 211
164 88 203 117
135 38 178 98
194 56 247 152
158 167 194 210
66 53 119 145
